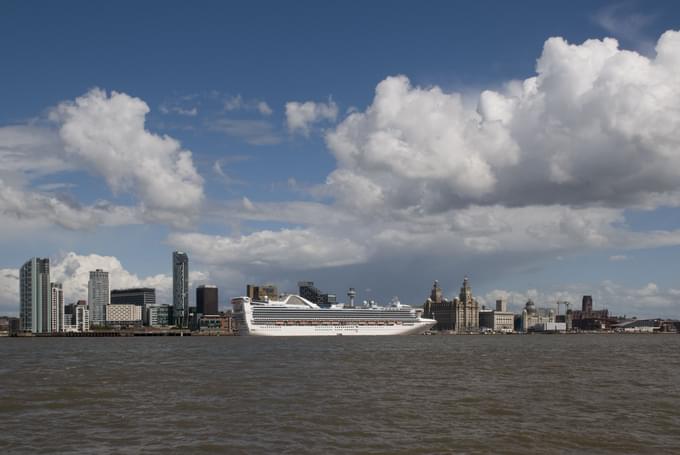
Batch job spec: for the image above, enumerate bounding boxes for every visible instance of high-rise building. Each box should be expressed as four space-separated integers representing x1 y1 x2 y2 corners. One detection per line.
111 288 156 308
582 295 593 314
88 269 110 326
298 281 336 307
496 299 507 312
75 301 89 332
19 258 50 333
246 284 278 301
196 285 218 315
50 282 64 333
145 304 172 327
173 251 189 327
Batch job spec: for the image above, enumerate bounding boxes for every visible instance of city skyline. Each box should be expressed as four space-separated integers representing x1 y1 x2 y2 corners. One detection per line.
2 1 680 319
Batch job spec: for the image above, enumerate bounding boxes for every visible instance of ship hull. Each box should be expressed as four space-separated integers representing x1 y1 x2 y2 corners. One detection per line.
243 320 436 336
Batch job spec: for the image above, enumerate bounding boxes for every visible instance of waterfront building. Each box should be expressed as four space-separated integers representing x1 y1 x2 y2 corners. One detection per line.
196 313 235 334
75 301 90 332
19 257 50 333
493 299 514 333
63 311 77 332
173 251 189 327
196 285 218 315
111 288 155 309
145 304 172 327
105 304 142 327
455 277 479 332
246 284 279 301
50 282 64 333
64 302 76 323
88 269 109 327
422 278 481 333
8 317 20 336
0 317 21 336
478 301 514 333
568 296 617 330
422 280 457 330
298 281 336 307
521 300 556 332
479 307 494 330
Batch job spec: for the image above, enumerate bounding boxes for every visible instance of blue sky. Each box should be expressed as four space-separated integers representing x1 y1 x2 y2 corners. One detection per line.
1 1 680 317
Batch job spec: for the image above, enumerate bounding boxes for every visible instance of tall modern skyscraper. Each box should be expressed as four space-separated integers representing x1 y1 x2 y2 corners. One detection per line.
196 285 218 315
88 269 110 326
50 282 64 333
19 257 50 333
173 251 189 327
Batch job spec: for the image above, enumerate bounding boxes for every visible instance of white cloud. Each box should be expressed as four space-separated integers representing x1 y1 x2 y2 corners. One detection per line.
325 31 680 214
0 178 140 230
209 118 282 145
0 126 73 179
160 105 198 116
285 98 338 136
609 255 628 262
592 3 656 53
52 89 204 222
0 268 19 316
257 101 273 116
168 229 368 270
224 95 244 111
224 95 273 116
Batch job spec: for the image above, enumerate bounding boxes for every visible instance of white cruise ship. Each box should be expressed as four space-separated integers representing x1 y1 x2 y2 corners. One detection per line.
231 294 437 336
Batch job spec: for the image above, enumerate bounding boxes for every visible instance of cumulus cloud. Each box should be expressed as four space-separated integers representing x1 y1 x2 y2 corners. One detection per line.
325 31 680 214
51 89 204 221
286 98 338 136
160 30 680 309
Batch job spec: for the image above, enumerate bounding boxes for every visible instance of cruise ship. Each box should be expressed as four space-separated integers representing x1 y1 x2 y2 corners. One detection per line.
231 294 437 336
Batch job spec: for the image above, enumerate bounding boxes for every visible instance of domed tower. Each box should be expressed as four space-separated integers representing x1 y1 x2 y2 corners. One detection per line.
525 299 537 315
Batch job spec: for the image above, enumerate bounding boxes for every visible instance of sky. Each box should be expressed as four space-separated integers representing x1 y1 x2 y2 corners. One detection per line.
1 0 680 318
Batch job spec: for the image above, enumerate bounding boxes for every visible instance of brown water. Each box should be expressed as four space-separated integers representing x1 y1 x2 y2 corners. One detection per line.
1 335 679 454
